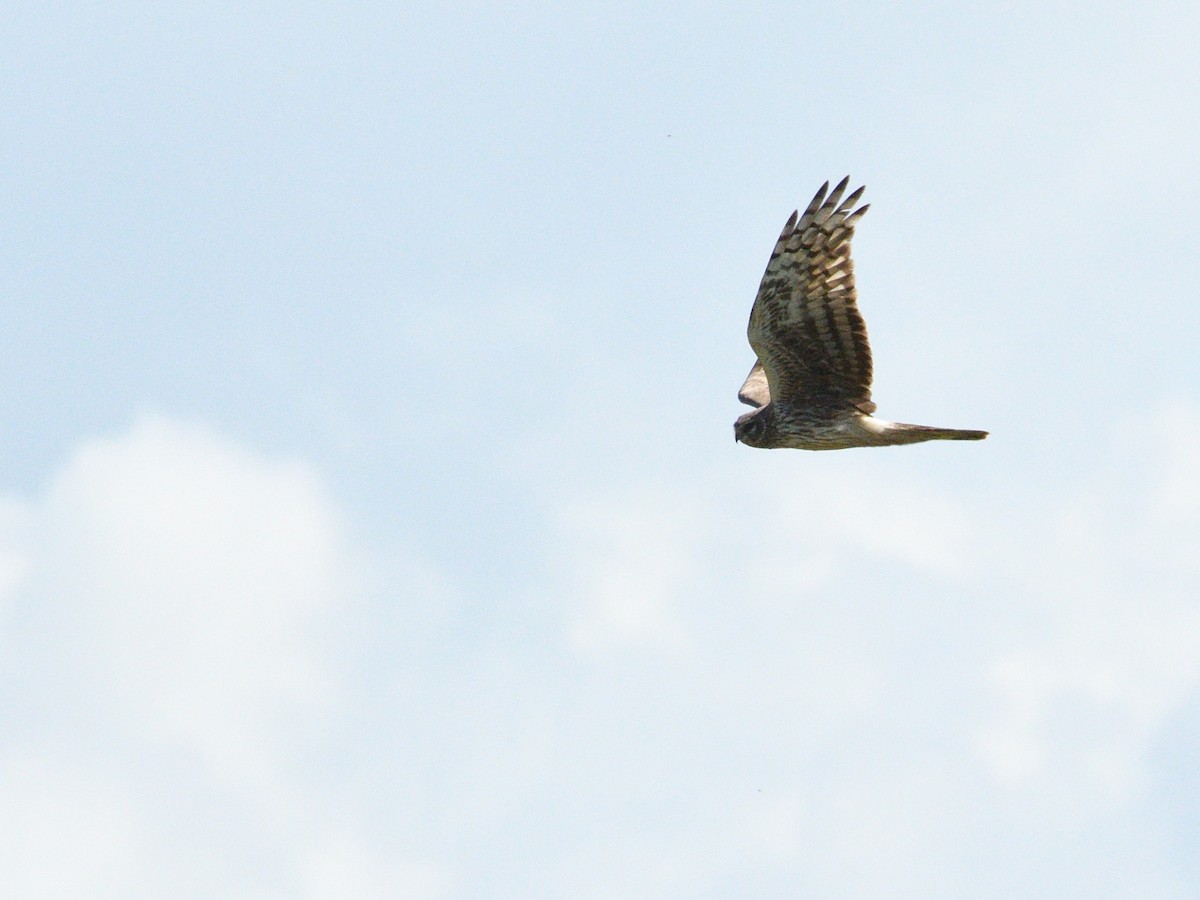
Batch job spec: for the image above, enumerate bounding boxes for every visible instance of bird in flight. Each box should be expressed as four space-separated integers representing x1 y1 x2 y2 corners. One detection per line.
734 178 988 450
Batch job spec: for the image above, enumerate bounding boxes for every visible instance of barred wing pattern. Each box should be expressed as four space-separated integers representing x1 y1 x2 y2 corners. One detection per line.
746 178 875 414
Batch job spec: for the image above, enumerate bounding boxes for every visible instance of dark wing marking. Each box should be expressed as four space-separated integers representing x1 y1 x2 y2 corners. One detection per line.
746 177 876 413
737 360 770 408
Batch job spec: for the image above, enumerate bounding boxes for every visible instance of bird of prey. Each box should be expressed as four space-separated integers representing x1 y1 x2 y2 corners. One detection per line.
734 178 988 450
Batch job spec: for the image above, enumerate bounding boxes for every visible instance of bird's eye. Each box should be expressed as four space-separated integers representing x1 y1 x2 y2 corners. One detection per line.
737 415 766 443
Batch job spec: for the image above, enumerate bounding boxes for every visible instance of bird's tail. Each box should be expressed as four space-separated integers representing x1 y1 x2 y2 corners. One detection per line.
888 423 989 444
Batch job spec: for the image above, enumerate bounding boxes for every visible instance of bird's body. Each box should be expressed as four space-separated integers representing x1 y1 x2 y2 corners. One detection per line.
734 178 987 450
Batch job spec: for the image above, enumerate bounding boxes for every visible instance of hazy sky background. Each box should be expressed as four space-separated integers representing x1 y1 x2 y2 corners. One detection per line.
2 2 1199 897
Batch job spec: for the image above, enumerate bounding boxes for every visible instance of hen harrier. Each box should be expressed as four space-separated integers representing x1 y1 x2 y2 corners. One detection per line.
734 178 987 450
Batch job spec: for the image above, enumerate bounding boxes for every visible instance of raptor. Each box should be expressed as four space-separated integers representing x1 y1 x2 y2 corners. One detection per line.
734 178 988 450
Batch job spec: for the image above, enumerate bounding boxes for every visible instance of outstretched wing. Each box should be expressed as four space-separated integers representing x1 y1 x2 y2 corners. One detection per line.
737 360 770 408
746 177 875 413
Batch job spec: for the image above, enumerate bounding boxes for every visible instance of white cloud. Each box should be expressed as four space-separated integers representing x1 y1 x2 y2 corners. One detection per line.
545 407 1200 895
3 406 1198 898
28 417 348 781
560 489 704 654
0 416 448 899
773 472 978 577
297 832 454 900
978 406 1200 801
0 756 143 898
0 498 27 627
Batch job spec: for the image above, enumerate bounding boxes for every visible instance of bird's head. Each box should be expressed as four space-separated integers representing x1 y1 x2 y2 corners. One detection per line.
734 408 772 447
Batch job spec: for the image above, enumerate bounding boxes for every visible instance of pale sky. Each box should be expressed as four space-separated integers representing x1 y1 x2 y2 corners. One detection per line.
2 2 1200 898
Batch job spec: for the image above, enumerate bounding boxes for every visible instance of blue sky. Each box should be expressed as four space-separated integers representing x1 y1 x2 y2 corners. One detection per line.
2 2 1199 897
